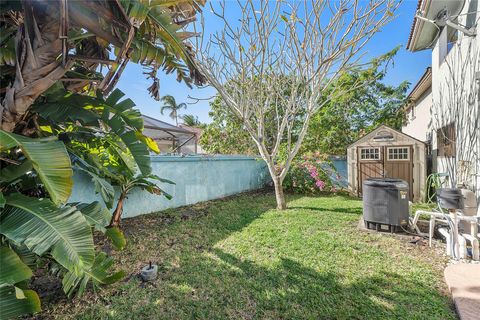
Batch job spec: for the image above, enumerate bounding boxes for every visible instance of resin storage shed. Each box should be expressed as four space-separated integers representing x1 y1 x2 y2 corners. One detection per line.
347 125 426 202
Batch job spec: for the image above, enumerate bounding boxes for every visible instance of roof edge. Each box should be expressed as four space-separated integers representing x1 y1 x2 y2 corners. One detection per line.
406 0 424 51
403 67 432 111
347 124 426 150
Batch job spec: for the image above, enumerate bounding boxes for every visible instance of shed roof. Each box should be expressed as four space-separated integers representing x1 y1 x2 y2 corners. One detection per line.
347 124 426 149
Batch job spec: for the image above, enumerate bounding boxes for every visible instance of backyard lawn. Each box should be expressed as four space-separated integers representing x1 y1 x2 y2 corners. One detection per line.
40 191 455 319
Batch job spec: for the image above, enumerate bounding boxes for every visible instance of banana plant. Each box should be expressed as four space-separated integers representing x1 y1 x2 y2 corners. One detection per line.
0 1 201 317
110 174 174 227
0 133 124 318
32 87 174 229
0 0 205 132
34 87 158 178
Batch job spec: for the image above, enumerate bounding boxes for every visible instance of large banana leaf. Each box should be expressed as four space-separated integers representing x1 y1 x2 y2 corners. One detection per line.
75 165 115 209
10 244 38 269
1 194 94 273
127 38 191 83
76 202 111 232
119 0 202 85
34 88 151 177
62 252 125 298
0 131 73 205
102 111 151 176
74 202 126 251
0 193 5 209
128 38 167 65
0 246 41 319
136 131 160 153
103 89 144 130
124 0 200 68
0 160 33 185
145 7 195 66
0 246 33 286
0 287 41 320
101 90 151 175
32 96 100 126
105 227 127 250
36 89 142 130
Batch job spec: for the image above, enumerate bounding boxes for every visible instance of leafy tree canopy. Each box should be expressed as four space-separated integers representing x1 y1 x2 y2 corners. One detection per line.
200 96 258 155
303 48 409 155
200 48 409 156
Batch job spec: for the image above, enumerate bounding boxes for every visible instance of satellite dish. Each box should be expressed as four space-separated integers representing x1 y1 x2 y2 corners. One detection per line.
421 0 465 21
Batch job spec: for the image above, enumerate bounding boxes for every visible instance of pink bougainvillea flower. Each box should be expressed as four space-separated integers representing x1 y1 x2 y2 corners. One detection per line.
315 180 325 190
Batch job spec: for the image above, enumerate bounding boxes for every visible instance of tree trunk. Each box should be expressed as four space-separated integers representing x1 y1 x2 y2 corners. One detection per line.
109 192 126 227
258 149 287 210
272 177 286 210
0 1 73 132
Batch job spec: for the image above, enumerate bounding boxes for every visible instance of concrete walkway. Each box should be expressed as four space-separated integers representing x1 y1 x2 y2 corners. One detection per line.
444 263 480 320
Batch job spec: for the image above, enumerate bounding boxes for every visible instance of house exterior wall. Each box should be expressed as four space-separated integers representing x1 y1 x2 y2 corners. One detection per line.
429 1 480 198
347 126 426 202
402 87 433 142
68 155 270 218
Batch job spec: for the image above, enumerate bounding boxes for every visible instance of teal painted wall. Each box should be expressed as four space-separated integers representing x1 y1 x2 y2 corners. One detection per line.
68 155 270 218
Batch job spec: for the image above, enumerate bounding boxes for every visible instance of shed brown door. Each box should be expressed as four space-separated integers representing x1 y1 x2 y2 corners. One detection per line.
358 147 384 195
357 146 414 200
384 146 414 200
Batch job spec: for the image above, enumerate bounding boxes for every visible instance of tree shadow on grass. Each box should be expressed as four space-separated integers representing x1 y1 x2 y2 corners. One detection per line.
38 191 454 320
169 248 455 319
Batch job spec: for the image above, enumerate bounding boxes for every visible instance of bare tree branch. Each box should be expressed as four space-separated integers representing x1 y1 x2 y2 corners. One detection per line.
192 0 399 209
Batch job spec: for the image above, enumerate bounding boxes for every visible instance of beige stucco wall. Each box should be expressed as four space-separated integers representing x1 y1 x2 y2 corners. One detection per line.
402 87 433 142
429 0 480 199
347 126 426 202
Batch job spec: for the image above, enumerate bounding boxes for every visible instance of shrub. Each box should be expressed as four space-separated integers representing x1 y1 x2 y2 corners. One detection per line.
283 152 342 194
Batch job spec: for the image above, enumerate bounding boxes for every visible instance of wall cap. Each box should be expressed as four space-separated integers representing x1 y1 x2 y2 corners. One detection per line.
150 154 264 163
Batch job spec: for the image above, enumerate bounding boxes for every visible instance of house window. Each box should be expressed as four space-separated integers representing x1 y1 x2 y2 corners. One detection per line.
437 122 456 157
387 147 410 160
360 148 380 160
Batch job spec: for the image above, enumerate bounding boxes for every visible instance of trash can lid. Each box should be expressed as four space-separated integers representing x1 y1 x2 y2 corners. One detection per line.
363 178 408 188
437 188 463 199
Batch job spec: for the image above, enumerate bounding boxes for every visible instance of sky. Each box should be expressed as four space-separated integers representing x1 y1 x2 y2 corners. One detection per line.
116 0 431 125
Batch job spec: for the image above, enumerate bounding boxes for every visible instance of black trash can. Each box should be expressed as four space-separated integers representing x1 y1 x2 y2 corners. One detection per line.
436 188 464 210
363 178 409 232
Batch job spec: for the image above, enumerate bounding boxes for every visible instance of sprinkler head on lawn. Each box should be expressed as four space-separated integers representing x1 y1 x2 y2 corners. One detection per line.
140 261 158 282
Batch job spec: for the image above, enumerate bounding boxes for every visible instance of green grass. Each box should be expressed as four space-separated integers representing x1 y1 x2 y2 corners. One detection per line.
43 191 455 319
